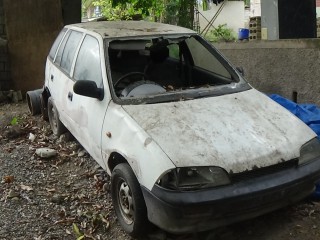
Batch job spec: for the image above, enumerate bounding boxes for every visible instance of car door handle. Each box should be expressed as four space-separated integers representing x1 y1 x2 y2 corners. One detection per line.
68 92 73 101
51 75 54 81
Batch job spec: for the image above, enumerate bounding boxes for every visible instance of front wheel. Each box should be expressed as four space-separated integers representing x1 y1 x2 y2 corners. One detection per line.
111 163 148 237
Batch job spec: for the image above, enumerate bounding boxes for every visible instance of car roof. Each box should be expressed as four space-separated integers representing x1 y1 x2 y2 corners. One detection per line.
69 21 196 39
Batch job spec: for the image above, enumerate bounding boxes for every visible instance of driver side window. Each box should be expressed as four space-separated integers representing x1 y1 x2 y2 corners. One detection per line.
73 35 103 88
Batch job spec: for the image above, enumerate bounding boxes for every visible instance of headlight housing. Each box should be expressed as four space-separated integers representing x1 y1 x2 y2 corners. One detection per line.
157 166 231 191
299 138 320 165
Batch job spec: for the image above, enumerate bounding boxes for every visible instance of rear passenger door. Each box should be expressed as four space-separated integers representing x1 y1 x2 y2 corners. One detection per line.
49 29 83 129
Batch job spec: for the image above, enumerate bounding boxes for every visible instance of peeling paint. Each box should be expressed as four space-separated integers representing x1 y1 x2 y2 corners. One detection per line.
72 21 195 40
144 137 152 147
123 89 316 174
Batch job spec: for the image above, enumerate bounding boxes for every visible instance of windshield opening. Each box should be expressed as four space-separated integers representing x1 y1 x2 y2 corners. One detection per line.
107 35 248 103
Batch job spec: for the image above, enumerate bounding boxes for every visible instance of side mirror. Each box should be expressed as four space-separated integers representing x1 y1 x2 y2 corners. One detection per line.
236 66 245 76
73 80 104 100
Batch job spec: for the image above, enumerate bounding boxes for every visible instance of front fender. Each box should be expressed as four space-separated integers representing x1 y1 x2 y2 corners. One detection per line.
101 102 175 190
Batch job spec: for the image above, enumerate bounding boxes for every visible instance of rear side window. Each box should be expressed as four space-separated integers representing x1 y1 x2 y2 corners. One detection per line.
49 28 67 60
60 31 83 75
73 35 103 87
55 31 70 66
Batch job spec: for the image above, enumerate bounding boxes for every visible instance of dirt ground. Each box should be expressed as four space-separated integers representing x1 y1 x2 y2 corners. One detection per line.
1 102 320 240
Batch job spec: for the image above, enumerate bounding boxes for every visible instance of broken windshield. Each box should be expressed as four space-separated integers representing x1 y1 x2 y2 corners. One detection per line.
107 35 250 104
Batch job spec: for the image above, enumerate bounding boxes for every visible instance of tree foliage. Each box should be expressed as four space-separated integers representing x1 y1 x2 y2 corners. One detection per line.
87 0 196 29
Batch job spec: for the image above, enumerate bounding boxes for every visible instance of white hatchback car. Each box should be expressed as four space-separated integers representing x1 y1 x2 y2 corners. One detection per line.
42 21 320 237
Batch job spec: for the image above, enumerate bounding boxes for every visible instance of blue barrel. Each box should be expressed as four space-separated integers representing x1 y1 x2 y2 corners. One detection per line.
238 28 249 40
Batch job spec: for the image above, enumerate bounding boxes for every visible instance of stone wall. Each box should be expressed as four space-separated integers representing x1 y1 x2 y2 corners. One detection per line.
0 0 11 91
214 39 320 106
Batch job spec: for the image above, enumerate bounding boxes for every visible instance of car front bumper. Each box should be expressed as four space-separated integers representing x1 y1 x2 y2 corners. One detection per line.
141 157 320 234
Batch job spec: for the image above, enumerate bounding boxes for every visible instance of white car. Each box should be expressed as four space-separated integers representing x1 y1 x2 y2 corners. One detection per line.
42 21 320 237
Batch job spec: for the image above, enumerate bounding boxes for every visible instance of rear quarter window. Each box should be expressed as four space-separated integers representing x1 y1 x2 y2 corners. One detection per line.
60 30 83 75
49 28 67 60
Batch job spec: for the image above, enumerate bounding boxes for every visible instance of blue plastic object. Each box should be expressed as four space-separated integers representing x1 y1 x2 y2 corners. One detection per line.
238 28 249 40
269 94 320 139
269 94 320 200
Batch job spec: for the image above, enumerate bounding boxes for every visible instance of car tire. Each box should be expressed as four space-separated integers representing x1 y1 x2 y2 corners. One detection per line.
111 163 148 237
47 97 66 136
26 89 42 116
40 94 49 121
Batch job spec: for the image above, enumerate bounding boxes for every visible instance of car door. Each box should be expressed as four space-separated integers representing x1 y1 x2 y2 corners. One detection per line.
45 28 67 87
68 34 109 168
49 29 83 129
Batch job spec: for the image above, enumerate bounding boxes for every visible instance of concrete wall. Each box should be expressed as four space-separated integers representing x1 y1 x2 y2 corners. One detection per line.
0 0 10 91
0 38 10 91
261 0 279 40
199 1 245 35
61 0 81 25
1 0 80 94
0 37 10 89
250 0 261 17
3 0 64 94
214 39 320 105
0 0 5 38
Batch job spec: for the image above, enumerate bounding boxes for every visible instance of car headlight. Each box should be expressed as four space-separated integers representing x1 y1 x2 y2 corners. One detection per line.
299 138 320 165
157 167 231 191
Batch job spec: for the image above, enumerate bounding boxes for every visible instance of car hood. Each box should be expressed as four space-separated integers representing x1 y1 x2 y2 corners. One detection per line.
122 89 316 173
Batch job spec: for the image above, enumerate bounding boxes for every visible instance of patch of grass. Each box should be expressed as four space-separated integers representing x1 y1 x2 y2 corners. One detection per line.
10 117 19 126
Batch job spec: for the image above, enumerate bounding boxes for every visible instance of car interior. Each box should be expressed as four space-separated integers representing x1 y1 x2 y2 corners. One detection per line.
108 36 236 98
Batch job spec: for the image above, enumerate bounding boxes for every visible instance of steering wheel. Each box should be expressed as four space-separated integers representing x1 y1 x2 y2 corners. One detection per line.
114 72 148 88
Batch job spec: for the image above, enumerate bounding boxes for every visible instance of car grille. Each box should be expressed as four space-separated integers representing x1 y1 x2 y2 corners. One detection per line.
230 159 299 183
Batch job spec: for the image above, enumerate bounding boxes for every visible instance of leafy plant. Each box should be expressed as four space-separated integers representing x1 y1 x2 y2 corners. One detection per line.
10 117 19 126
72 223 84 240
204 24 236 42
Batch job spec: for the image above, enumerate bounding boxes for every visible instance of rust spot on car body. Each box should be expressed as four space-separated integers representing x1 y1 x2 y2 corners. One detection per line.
106 132 112 138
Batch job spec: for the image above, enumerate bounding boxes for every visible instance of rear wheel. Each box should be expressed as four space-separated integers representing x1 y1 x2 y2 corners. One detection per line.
47 97 66 136
111 163 148 237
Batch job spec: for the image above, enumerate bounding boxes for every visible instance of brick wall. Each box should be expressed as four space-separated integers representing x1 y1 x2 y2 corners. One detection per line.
0 0 11 90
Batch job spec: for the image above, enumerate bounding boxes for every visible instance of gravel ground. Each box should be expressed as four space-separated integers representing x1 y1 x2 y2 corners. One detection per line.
1 102 320 240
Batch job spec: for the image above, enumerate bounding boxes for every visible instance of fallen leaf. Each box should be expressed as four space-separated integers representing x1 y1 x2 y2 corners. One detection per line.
100 215 110 230
3 176 14 183
66 229 71 235
20 184 33 191
73 223 83 238
309 210 315 216
46 188 56 193
54 218 76 225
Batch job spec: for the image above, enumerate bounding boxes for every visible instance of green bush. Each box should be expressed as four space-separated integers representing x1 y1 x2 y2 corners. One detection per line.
204 24 236 42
